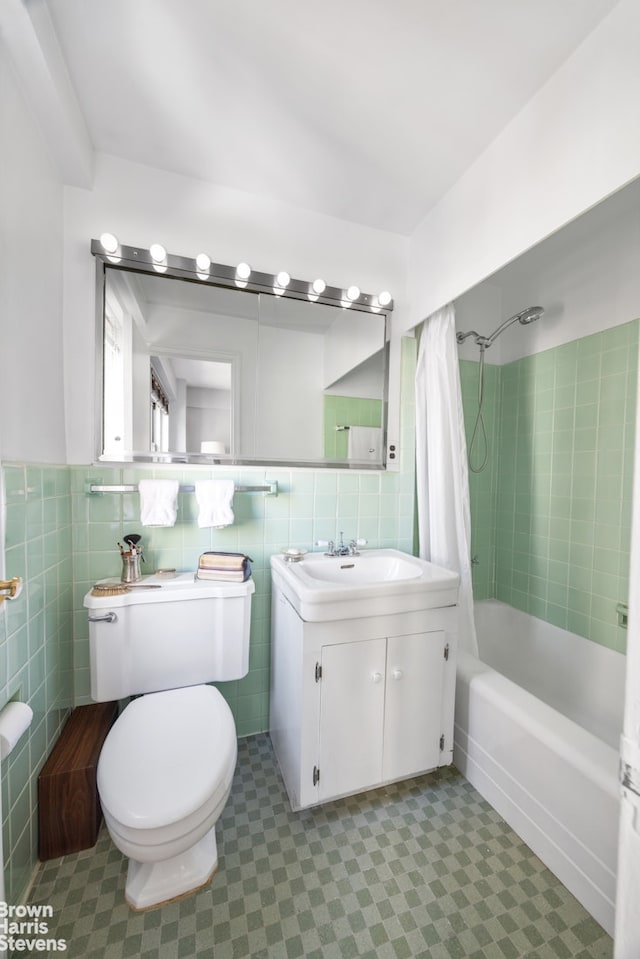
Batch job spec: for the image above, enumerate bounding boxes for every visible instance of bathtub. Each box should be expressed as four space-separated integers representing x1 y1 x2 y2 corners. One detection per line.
454 599 625 937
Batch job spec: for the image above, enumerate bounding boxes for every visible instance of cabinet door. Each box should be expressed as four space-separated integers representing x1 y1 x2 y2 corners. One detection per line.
318 638 386 802
382 631 445 783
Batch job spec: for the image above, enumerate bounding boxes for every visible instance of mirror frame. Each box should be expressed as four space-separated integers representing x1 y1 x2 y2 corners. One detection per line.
92 240 393 469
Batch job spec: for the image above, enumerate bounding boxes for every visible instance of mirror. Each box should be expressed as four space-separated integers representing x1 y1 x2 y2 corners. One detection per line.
95 245 390 468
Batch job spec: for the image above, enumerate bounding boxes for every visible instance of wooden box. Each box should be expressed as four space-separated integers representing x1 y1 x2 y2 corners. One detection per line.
38 701 118 860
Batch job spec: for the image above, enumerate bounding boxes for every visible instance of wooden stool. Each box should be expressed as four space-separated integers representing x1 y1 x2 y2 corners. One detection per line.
38 701 118 860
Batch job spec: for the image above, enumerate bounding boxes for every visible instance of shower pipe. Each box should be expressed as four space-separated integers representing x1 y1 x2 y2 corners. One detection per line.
456 306 544 474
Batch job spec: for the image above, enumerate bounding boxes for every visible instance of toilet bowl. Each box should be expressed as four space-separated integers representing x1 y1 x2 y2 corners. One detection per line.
97 684 237 910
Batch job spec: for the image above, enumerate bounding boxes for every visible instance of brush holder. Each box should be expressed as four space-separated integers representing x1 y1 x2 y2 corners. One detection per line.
121 552 141 583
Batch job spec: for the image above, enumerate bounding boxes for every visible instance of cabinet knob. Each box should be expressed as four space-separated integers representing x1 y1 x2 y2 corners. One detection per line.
392 669 403 681
371 671 383 684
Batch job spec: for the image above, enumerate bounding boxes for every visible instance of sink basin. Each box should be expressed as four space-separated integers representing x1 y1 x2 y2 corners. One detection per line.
271 548 459 622
296 553 423 585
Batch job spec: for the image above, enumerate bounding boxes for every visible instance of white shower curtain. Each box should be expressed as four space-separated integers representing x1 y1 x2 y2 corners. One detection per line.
415 304 478 657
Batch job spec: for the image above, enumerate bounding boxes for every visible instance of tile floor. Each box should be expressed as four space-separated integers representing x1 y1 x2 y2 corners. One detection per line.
28 735 612 958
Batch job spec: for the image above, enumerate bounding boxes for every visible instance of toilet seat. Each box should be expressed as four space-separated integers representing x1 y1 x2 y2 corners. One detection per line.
98 684 237 846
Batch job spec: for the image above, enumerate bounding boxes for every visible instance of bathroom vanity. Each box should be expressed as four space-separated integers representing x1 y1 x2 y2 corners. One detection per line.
269 549 459 810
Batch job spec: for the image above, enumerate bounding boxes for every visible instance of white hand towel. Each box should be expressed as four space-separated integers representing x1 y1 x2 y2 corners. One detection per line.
138 479 179 527
348 426 382 461
195 480 235 529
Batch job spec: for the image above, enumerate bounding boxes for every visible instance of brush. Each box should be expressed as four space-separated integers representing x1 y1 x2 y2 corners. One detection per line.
91 583 162 596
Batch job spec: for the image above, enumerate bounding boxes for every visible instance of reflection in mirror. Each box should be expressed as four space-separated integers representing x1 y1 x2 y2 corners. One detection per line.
98 254 389 468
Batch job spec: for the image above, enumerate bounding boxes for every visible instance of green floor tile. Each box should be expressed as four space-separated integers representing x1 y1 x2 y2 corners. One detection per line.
27 735 612 958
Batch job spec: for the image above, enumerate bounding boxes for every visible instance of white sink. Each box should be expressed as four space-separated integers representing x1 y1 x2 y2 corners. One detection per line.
295 553 422 585
270 548 459 622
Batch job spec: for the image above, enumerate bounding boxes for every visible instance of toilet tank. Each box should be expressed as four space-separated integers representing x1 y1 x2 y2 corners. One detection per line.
84 573 254 701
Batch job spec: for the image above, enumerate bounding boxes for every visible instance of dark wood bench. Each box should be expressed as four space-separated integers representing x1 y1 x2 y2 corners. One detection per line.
38 701 118 860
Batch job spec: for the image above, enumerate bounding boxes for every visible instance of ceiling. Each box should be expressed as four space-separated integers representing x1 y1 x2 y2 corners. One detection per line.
43 0 619 235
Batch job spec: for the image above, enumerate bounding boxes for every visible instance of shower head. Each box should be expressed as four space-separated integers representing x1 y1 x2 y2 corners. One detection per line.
517 306 544 325
484 305 545 346
456 305 544 349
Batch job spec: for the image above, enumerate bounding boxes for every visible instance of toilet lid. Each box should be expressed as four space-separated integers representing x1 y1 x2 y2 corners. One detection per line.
97 685 237 830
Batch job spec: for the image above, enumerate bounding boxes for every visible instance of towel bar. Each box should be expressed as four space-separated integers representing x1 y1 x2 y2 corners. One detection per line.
87 481 278 496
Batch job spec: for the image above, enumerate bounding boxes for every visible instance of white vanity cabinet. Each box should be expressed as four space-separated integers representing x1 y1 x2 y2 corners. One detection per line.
269 561 458 811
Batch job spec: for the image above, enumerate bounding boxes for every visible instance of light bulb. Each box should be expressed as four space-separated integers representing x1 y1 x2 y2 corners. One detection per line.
276 271 290 288
236 262 251 280
312 278 326 295
378 290 392 307
100 233 119 254
346 285 360 302
195 253 211 273
150 243 167 263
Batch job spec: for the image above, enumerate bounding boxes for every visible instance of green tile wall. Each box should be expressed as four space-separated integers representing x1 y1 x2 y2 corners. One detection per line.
323 395 383 458
459 360 501 600
461 320 637 653
1 464 73 905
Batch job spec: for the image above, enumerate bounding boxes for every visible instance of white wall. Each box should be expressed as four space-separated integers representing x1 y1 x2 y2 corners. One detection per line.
0 51 66 463
454 283 503 365
63 154 408 464
455 176 640 365
407 0 640 333
496 178 640 363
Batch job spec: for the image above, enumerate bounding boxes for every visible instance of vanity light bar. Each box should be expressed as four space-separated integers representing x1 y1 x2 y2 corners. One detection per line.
91 239 393 316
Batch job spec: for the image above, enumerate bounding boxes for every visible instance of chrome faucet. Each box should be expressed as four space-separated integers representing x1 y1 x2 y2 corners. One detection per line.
315 532 367 557
335 531 349 556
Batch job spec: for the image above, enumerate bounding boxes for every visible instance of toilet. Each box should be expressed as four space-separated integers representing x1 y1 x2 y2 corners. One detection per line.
84 572 254 910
